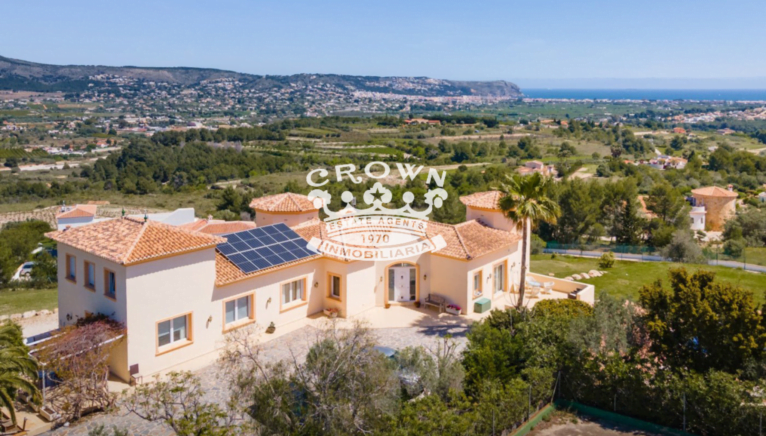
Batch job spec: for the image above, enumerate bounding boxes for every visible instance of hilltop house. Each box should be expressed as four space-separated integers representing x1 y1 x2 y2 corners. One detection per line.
689 185 738 231
516 161 557 177
46 192 593 383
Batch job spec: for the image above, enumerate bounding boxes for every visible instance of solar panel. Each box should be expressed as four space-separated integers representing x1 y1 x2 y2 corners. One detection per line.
217 223 316 274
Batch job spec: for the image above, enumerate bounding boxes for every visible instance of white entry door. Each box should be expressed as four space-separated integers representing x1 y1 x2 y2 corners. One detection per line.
393 267 412 301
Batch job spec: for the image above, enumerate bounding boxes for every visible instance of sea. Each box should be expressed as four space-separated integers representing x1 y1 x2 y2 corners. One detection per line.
522 89 766 102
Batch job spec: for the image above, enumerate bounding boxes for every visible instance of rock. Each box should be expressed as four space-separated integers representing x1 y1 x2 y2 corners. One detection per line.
39 309 51 316
600 271 608 275
0 315 8 322
53 308 59 313
10 313 22 320
22 310 37 319
580 272 591 279
564 276 573 281
548 273 555 277
589 270 600 276
572 274 582 280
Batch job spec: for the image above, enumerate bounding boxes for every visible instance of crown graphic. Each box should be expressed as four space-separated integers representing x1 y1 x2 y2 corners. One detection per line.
308 182 448 222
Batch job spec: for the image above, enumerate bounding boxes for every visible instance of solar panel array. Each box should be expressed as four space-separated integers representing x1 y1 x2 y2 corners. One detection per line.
217 223 317 274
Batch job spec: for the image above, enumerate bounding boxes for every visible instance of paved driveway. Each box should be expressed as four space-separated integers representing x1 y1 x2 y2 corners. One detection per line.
48 322 470 435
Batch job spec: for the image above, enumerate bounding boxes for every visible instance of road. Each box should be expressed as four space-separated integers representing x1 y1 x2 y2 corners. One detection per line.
544 248 766 274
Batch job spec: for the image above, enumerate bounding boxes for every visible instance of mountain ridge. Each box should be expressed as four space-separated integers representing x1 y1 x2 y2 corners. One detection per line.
0 55 522 97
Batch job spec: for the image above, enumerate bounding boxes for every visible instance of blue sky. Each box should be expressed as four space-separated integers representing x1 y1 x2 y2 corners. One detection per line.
2 0 765 88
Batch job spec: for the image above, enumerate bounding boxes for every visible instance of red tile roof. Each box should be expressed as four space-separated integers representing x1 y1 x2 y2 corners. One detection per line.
180 219 256 235
46 217 225 265
56 204 98 219
691 186 738 198
459 191 504 211
249 193 319 213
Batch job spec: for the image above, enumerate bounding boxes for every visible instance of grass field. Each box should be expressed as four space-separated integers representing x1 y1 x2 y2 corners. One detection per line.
531 254 766 303
0 287 58 316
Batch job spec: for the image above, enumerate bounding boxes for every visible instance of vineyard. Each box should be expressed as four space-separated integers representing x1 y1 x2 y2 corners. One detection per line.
0 207 57 228
0 148 49 159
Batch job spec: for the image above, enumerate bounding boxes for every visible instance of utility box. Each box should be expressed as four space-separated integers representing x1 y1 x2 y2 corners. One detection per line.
474 297 491 314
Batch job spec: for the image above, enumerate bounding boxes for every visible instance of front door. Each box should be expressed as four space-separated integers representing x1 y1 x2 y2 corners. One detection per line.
393 267 411 301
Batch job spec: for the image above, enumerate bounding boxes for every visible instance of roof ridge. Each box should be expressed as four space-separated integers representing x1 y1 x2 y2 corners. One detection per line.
122 219 149 263
286 192 302 211
452 226 471 259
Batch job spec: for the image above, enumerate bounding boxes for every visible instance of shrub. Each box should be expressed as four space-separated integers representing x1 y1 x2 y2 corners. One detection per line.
530 234 545 255
598 252 615 269
723 238 746 258
661 231 705 263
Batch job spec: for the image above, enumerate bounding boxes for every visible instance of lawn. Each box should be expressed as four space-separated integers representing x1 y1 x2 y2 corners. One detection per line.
531 254 766 303
0 287 58 316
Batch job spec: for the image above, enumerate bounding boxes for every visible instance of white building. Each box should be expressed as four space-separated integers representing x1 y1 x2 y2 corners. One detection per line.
46 192 594 383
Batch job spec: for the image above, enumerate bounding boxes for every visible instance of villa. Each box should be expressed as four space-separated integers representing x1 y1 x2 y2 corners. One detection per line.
45 192 593 383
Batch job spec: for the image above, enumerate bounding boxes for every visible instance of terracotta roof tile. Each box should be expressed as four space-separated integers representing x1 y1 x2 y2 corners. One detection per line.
292 218 521 262
180 219 256 235
46 218 224 265
56 204 98 219
691 186 738 198
249 193 319 213
459 191 504 211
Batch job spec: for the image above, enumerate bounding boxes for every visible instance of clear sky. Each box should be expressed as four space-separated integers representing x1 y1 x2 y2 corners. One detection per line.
2 0 765 88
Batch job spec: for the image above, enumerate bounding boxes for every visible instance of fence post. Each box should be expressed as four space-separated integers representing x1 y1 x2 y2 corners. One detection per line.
683 392 686 432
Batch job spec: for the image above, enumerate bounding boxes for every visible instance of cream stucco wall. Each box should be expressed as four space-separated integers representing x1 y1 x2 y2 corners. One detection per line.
56 244 128 327
125 249 217 380
255 211 317 227
465 207 521 234
55 243 129 379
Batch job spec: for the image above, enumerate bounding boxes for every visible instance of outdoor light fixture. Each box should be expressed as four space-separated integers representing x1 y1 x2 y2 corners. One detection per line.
314 281 319 288
423 274 427 280
267 297 272 304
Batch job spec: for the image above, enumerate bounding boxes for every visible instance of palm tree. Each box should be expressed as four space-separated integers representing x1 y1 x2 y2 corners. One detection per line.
498 172 561 308
0 322 39 426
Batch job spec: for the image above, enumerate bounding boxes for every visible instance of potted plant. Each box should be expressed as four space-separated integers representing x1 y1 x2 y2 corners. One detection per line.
414 301 421 308
385 303 391 309
266 322 276 334
446 304 461 315
323 307 339 318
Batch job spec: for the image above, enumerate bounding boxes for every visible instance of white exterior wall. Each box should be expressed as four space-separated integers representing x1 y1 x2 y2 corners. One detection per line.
55 243 129 379
465 207 520 234
56 245 128 327
125 249 217 380
57 216 95 230
255 211 317 227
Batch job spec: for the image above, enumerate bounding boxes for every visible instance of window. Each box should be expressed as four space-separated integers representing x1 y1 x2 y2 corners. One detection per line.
281 278 305 308
473 271 482 298
85 261 96 290
66 254 76 282
157 314 191 349
225 295 252 326
104 269 116 299
493 263 506 293
329 274 341 299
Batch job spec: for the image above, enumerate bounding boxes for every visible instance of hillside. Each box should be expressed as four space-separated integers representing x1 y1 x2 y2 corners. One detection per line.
0 55 522 97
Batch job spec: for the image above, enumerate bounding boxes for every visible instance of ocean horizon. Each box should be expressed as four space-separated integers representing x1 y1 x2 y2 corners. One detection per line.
522 88 766 101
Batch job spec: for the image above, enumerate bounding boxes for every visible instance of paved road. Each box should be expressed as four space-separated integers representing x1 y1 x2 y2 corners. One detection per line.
544 248 766 274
